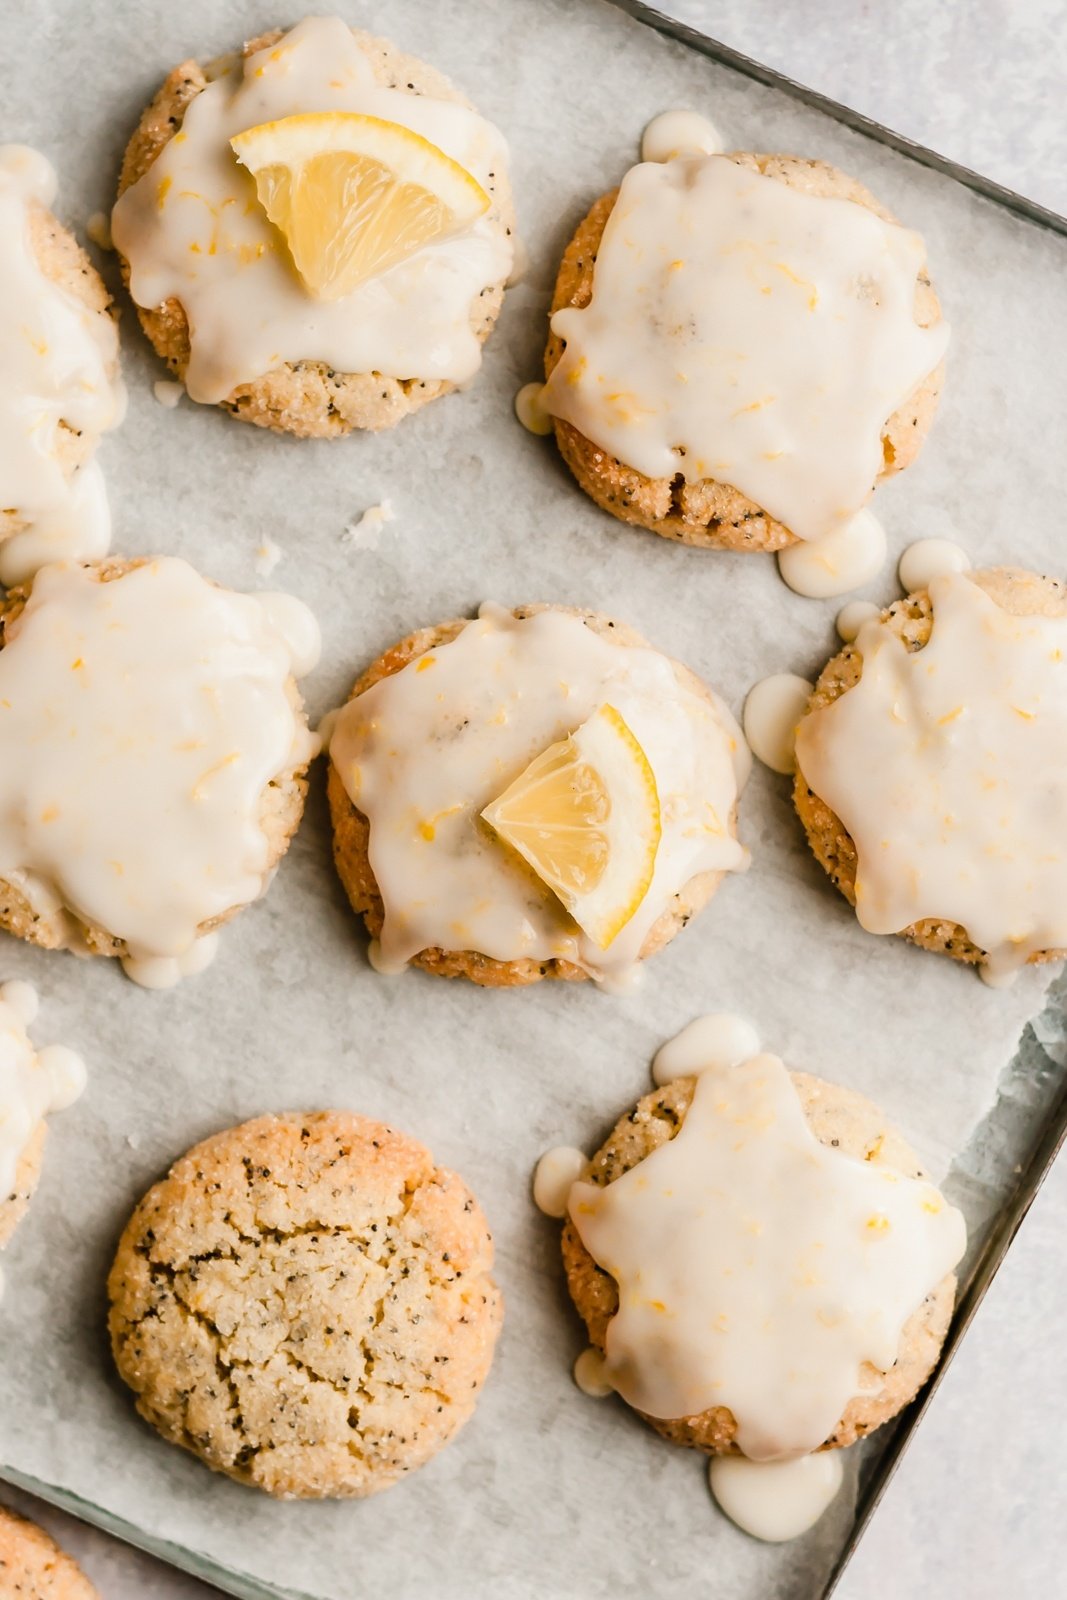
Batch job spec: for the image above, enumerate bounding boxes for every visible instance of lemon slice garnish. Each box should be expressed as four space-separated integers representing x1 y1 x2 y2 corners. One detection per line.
481 704 662 949
229 111 490 300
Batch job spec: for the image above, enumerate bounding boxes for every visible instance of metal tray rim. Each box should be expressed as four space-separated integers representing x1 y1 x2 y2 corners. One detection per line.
611 0 1067 240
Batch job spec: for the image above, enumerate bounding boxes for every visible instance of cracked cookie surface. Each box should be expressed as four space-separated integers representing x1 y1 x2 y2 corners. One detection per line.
0 1504 99 1599
108 1111 502 1499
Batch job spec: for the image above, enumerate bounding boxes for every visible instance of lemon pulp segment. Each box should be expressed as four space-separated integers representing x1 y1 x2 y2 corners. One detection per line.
230 111 490 300
481 704 662 949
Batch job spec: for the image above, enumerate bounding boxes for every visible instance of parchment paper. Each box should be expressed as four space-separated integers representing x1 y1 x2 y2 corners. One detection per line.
1 2 1065 1596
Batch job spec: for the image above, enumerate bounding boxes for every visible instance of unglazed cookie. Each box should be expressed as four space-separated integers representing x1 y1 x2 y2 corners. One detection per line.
327 604 750 986
0 1505 99 1600
794 567 1067 981
113 18 514 437
0 146 124 585
0 557 319 986
562 1066 961 1455
540 151 945 553
108 1112 502 1499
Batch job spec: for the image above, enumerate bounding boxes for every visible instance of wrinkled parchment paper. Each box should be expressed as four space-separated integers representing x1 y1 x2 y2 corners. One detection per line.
1 2 1065 1596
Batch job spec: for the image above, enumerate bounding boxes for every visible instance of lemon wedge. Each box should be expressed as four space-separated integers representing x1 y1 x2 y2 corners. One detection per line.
481 704 662 949
229 111 490 300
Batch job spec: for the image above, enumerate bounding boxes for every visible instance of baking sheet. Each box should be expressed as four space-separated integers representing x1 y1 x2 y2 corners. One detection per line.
1 2 1066 1597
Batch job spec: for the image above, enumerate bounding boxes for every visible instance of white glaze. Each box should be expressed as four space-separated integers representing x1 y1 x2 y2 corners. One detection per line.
641 110 723 163
743 674 814 775
34 1043 87 1109
0 979 39 1026
836 600 881 643
1 460 114 593
0 982 87 1259
796 572 1067 981
111 18 512 403
777 509 887 599
342 500 396 551
153 380 183 409
506 235 530 286
328 603 750 981
121 931 220 990
541 156 947 548
85 210 113 251
979 962 1019 990
898 537 971 593
0 558 319 968
595 961 646 997
0 145 57 207
709 1452 844 1542
0 146 125 586
652 1012 761 1085
573 1347 614 1398
533 1145 587 1217
514 381 553 436
366 937 403 977
314 708 340 749
568 1053 965 1459
252 590 322 676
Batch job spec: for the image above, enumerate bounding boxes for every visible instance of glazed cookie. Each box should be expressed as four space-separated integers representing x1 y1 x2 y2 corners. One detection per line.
0 145 124 585
327 604 750 986
560 1052 964 1458
108 1112 502 1499
0 1506 99 1599
0 1123 45 1250
794 567 1067 984
0 980 85 1252
537 147 946 565
112 17 514 436
0 557 319 987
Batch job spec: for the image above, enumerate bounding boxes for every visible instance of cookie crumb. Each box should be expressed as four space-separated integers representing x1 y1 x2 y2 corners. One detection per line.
342 499 396 551
254 537 284 576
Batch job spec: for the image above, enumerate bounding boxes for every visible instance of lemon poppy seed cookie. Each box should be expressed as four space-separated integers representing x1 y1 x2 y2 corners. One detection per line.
539 147 945 566
0 1505 99 1600
327 604 750 987
0 980 86 1252
113 17 514 437
0 145 124 585
794 566 1067 983
108 1112 503 1499
560 1053 963 1458
0 556 319 987
0 1125 45 1250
